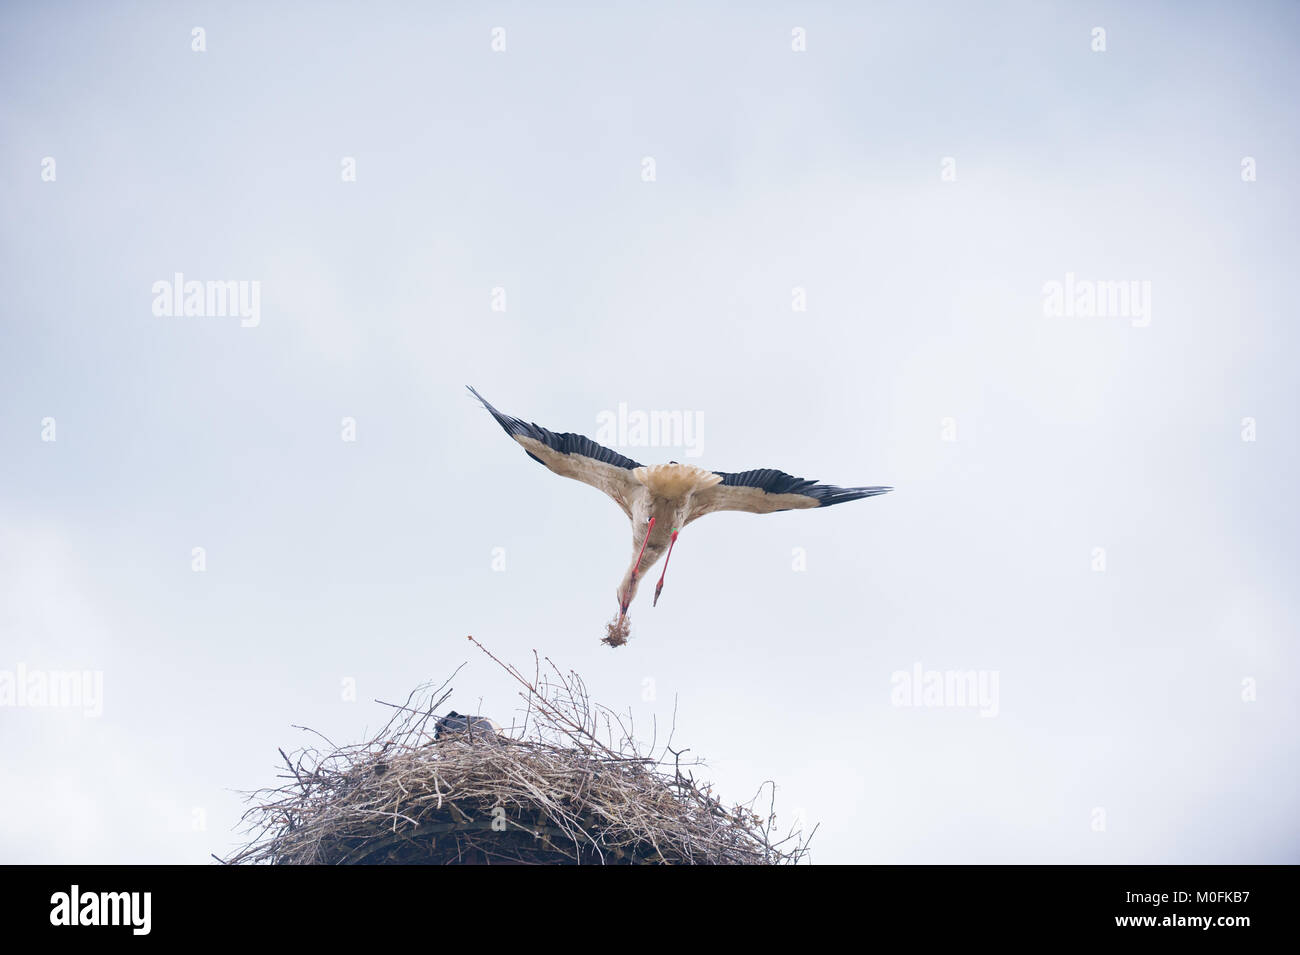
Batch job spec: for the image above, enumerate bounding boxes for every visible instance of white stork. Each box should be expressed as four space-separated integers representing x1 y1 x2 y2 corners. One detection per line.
469 387 891 646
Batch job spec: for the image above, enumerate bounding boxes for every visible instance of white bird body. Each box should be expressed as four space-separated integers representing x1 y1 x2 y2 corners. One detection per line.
469 387 891 643
617 463 721 603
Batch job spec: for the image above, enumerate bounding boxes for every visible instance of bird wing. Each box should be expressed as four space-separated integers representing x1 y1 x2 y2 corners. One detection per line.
686 468 891 521
469 386 643 518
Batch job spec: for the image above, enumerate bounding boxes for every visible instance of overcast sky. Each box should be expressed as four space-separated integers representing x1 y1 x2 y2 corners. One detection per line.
1 1 1297 864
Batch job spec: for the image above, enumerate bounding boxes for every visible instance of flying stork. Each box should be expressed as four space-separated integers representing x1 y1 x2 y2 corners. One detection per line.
468 387 891 646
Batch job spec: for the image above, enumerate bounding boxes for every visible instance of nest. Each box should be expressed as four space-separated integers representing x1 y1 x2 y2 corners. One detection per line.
221 638 811 865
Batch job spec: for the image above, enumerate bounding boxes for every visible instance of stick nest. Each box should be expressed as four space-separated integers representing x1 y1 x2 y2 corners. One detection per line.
221 639 811 865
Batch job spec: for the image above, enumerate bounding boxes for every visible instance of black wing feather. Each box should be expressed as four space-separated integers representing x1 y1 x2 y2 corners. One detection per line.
468 386 643 471
714 468 892 508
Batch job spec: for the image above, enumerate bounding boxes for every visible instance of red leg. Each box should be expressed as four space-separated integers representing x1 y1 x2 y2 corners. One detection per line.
619 517 656 618
653 529 678 607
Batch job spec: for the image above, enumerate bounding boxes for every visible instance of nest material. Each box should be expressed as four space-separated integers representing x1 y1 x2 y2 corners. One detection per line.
602 615 631 648
222 638 811 865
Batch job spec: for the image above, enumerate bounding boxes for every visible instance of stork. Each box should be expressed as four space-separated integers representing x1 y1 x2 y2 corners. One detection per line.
468 387 891 646
434 711 501 743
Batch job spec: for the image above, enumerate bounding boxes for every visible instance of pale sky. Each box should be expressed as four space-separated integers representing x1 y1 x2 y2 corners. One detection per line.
1 1 1297 864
